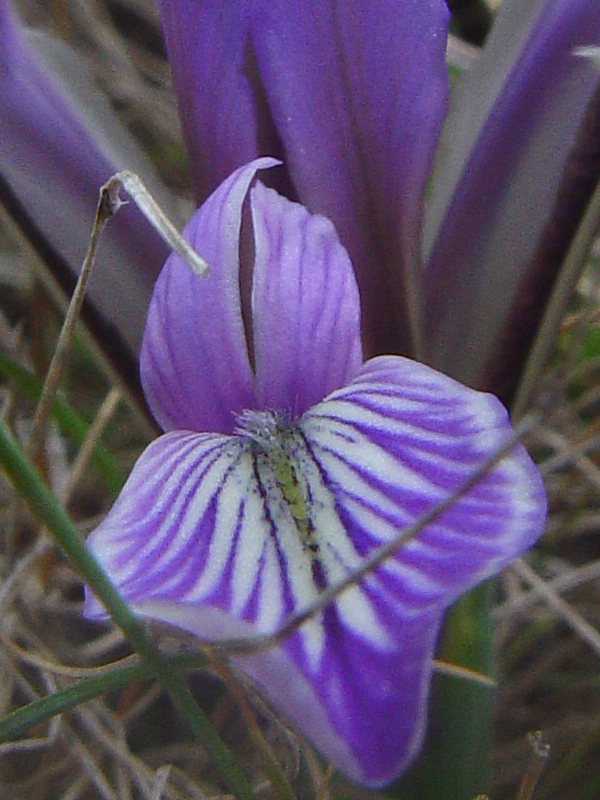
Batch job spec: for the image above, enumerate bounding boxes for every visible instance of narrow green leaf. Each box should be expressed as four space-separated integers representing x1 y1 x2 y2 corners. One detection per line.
0 352 125 494
0 653 206 743
0 660 147 742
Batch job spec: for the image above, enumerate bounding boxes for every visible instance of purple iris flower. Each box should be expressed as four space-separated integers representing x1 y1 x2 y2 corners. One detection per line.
84 159 546 787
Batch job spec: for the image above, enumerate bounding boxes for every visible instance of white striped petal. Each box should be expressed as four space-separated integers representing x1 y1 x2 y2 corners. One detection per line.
84 354 545 788
302 355 546 605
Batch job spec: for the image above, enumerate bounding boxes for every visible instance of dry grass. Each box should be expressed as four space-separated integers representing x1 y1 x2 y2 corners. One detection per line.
494 286 600 800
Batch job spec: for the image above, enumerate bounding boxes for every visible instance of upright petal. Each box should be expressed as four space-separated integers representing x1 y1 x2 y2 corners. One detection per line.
85 354 545 786
140 159 277 434
156 0 449 357
424 0 600 397
0 1 170 375
156 1 260 197
250 182 362 416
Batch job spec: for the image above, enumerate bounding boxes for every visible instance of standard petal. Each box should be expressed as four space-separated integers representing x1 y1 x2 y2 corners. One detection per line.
156 0 449 357
140 158 277 434
424 0 600 398
251 182 362 416
0 1 170 378
155 1 260 199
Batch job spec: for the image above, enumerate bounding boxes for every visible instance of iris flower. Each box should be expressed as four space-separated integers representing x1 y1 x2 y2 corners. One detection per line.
84 159 546 787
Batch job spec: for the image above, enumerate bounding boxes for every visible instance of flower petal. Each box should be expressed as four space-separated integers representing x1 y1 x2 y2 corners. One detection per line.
303 355 546 606
424 0 600 396
156 0 450 357
0 1 170 367
250 182 362 416
155 1 259 201
85 354 545 785
140 158 278 433
83 425 439 785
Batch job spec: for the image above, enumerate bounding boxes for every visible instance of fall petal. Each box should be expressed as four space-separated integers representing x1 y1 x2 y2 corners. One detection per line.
80 429 441 785
303 355 546 605
250 182 362 416
229 605 442 787
85 354 544 785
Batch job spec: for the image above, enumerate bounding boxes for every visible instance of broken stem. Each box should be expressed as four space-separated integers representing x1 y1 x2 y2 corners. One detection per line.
26 171 208 461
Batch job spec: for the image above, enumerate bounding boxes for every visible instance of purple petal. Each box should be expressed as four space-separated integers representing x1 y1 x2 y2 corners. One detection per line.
155 1 259 199
251 182 362 417
140 159 277 434
236 607 442 787
83 426 439 785
85 355 545 785
0 1 169 365
424 0 600 394
156 0 449 357
304 356 546 603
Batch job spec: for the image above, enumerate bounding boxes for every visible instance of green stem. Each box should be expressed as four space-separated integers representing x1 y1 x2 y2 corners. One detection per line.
0 653 204 743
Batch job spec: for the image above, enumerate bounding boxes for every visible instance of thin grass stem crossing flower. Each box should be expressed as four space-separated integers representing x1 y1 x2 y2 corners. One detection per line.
84 159 546 787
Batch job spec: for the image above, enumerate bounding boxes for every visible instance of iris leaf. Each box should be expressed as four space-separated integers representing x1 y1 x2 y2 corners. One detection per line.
0 352 125 494
0 653 202 743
